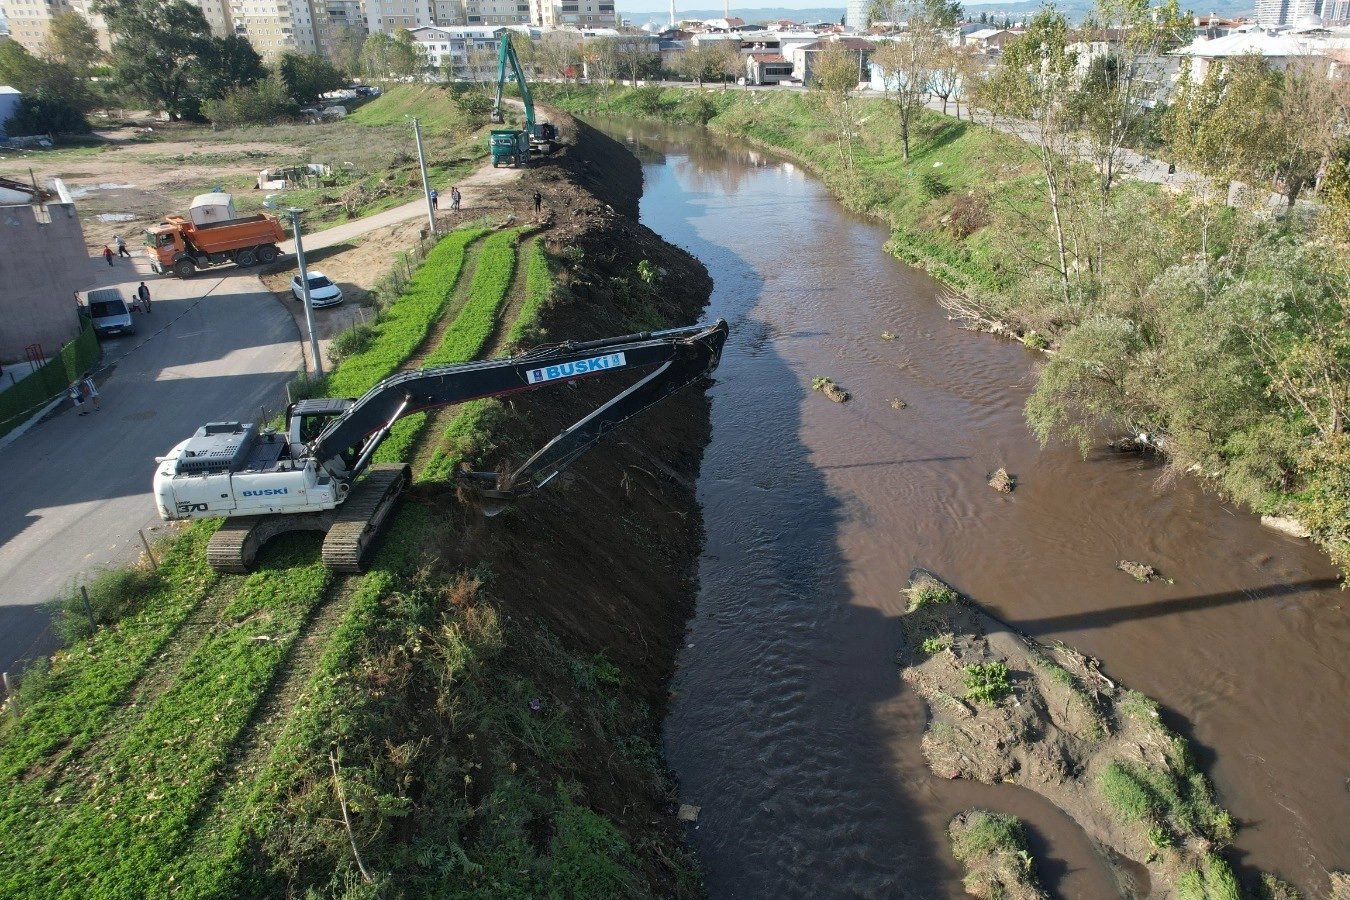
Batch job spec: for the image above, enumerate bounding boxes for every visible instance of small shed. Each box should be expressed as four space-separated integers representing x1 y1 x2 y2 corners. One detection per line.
0 86 22 137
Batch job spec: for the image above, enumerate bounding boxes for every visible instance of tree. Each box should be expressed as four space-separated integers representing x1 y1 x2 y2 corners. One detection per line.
614 33 660 84
92 0 214 119
1072 0 1189 201
193 35 266 101
981 7 1080 303
46 12 103 74
329 28 365 76
361 30 428 81
535 33 581 84
277 52 348 104
4 95 91 134
0 41 96 115
809 40 866 169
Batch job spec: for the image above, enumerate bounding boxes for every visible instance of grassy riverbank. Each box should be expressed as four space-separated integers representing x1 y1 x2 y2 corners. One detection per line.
540 84 1350 576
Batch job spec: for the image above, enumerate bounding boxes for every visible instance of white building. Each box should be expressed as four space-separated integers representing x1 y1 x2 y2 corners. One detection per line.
407 23 499 71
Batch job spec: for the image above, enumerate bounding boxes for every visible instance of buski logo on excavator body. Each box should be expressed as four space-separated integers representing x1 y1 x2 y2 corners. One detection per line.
527 352 626 385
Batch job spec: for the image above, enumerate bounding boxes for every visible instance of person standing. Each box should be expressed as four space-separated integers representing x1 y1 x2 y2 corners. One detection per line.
69 383 87 415
532 190 542 217
102 245 114 266
138 281 151 313
429 187 439 210
82 376 101 411
450 186 461 211
115 235 130 257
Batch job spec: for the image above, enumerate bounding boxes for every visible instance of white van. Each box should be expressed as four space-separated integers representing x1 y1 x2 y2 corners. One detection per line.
84 287 136 337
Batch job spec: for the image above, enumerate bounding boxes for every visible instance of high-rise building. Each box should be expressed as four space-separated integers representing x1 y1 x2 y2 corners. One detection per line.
313 0 363 58
844 0 869 29
363 0 435 33
1255 0 1323 25
230 0 319 59
1 0 80 55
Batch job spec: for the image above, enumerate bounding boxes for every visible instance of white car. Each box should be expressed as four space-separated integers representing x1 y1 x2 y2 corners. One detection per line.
291 271 344 308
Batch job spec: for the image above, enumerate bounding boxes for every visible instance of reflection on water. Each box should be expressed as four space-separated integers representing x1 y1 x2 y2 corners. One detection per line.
594 118 1350 899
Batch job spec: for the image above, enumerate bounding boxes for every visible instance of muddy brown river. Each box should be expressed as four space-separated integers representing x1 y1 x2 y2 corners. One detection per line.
590 118 1350 899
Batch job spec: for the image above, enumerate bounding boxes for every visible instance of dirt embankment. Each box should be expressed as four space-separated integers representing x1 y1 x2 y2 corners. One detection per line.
417 110 716 883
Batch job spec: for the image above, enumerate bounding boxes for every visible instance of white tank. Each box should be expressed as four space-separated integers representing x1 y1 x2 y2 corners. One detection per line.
188 193 237 226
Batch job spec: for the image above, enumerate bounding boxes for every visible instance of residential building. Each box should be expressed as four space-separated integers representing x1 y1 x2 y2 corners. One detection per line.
407 23 498 72
231 0 319 59
364 0 435 34
1255 0 1320 26
530 0 614 28
0 177 86 364
0 0 78 55
313 0 364 59
964 27 1015 52
791 35 873 84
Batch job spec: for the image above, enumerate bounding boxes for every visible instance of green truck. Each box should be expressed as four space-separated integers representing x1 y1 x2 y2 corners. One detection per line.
490 128 530 168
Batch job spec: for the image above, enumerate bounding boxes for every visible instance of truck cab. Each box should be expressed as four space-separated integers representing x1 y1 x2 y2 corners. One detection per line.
491 129 529 167
144 227 184 275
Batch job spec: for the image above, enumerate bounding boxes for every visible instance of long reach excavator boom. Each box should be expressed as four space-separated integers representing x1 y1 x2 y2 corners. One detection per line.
153 319 729 573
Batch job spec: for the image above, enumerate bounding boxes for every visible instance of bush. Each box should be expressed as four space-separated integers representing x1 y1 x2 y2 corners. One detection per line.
907 576 957 609
5 96 91 135
50 566 162 643
948 193 991 239
919 171 950 199
201 77 299 126
328 322 376 364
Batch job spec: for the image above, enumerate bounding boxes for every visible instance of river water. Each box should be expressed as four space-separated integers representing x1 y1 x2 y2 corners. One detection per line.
591 118 1350 899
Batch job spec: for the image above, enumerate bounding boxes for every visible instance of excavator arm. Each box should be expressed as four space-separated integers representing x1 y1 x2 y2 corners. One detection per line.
156 320 727 574
491 32 536 129
311 319 729 487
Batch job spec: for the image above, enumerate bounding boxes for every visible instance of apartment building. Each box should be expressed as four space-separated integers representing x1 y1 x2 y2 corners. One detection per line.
1 0 78 54
530 0 614 28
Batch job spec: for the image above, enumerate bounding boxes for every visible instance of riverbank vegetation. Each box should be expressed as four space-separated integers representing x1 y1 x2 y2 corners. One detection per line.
947 810 1048 900
537 19 1350 573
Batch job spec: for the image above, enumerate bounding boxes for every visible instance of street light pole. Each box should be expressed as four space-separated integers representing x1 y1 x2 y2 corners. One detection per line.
289 209 324 380
408 115 437 238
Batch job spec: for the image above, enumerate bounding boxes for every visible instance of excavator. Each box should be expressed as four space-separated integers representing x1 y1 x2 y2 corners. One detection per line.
489 32 560 166
153 320 729 574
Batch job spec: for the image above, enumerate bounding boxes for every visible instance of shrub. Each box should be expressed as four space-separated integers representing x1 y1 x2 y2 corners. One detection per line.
948 193 991 239
920 636 951 655
963 661 1012 705
919 171 950 199
949 810 1026 860
907 576 957 609
328 322 376 364
50 565 162 644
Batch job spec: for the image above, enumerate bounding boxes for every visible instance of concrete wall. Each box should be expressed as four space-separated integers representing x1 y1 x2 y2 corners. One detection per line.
0 201 86 363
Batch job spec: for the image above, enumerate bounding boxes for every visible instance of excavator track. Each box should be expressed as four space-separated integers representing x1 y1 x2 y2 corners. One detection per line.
321 463 411 572
206 513 332 574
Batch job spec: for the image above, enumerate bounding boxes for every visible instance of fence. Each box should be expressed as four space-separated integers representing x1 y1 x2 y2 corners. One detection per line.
0 321 100 440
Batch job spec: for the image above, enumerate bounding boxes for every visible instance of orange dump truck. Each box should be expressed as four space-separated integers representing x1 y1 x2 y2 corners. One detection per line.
145 193 287 278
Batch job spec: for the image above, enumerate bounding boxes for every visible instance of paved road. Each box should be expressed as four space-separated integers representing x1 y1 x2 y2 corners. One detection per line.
0 254 301 676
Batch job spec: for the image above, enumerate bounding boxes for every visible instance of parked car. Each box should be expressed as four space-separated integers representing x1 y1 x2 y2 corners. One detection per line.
83 287 136 337
290 271 344 308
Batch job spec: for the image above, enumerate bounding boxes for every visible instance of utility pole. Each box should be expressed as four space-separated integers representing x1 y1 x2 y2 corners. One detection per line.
289 209 324 380
408 115 437 238
266 197 325 381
